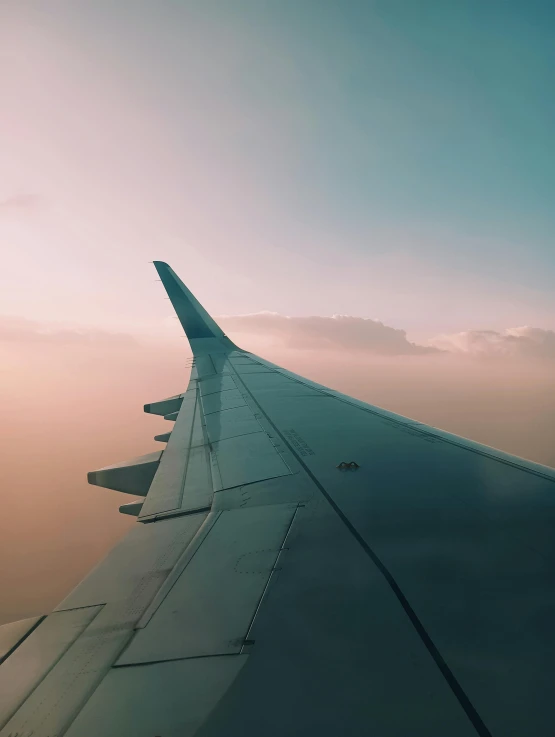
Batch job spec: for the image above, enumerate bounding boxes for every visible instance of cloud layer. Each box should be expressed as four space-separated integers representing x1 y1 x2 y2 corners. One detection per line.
220 312 439 355
221 312 555 360
0 315 136 345
0 193 41 213
430 326 555 359
3 313 554 361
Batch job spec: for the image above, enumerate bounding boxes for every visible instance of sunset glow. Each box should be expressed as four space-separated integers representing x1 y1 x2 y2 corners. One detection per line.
1 1 554 623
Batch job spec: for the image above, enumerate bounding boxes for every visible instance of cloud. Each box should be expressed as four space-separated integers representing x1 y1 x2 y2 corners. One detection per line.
220 312 555 360
4 312 555 362
0 315 137 345
219 312 439 355
0 194 42 213
430 326 555 359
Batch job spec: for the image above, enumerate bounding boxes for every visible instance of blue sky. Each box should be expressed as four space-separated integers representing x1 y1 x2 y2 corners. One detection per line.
209 0 555 281
1 0 554 338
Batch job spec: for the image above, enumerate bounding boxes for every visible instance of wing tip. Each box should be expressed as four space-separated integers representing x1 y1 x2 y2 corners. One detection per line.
151 260 227 345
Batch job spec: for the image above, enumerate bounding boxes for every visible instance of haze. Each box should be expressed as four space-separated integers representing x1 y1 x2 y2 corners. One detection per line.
1 1 554 623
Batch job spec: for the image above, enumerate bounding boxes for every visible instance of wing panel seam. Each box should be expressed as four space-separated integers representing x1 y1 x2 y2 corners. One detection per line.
231 371 493 737
0 616 46 666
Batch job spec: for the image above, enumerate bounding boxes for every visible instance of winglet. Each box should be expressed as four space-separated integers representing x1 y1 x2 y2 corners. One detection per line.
153 261 236 353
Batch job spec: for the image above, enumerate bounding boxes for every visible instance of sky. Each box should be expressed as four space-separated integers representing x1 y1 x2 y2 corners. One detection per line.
1 1 555 623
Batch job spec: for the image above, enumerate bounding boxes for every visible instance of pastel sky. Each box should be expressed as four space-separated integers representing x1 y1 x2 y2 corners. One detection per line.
1 2 555 622
2 0 555 338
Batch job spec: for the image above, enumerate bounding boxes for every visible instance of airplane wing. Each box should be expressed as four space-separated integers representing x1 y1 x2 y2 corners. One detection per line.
2 261 555 737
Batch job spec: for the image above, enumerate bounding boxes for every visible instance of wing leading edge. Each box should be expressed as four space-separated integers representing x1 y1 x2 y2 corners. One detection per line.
1 264 555 737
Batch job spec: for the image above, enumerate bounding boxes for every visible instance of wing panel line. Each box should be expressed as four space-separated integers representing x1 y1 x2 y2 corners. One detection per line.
229 366 493 737
240 504 301 653
0 616 46 666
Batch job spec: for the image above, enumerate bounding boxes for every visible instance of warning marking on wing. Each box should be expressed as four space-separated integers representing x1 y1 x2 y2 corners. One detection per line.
283 429 315 457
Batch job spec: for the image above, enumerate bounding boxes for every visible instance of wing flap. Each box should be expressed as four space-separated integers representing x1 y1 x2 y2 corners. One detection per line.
204 405 262 443
210 431 292 491
1 609 131 737
65 655 248 737
56 513 207 612
139 389 212 519
202 388 247 415
116 503 297 665
0 616 44 666
0 606 102 731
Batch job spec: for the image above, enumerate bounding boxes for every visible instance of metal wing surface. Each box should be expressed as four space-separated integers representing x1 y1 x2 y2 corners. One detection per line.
2 261 555 737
